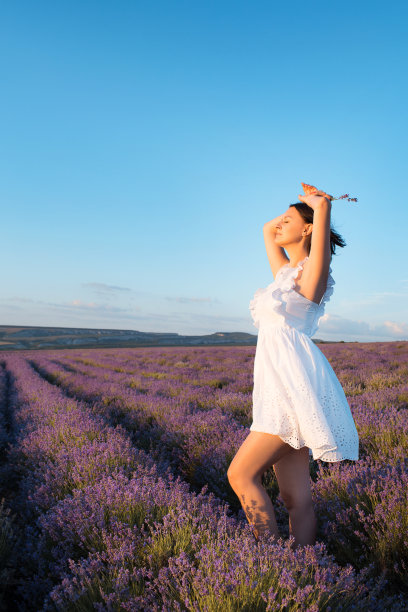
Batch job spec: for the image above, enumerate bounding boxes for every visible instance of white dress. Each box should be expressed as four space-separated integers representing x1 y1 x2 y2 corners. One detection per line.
249 256 359 462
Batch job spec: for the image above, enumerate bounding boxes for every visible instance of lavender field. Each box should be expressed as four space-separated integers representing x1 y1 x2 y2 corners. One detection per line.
0 342 407 611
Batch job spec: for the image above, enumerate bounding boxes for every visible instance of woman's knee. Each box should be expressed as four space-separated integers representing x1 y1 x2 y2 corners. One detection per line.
227 463 260 489
227 463 245 487
282 492 314 513
273 446 313 511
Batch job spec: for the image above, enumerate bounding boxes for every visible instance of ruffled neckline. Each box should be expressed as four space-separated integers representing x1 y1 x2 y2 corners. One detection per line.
283 255 309 271
249 255 335 330
277 256 335 306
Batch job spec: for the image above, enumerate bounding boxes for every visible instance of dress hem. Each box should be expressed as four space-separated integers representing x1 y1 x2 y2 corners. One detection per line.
249 428 359 463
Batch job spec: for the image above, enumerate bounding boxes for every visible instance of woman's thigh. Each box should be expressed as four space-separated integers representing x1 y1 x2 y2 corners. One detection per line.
272 446 313 509
227 431 294 483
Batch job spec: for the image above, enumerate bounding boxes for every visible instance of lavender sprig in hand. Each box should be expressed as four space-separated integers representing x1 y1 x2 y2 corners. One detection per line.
301 182 358 203
332 194 358 202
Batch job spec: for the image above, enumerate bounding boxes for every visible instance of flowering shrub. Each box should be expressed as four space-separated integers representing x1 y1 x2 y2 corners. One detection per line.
0 342 406 610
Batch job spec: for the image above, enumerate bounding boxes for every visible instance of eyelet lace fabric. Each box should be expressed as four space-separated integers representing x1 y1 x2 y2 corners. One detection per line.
248 257 359 462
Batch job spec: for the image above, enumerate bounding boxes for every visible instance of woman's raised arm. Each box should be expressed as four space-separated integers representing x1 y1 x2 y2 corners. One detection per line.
263 215 290 279
297 191 332 280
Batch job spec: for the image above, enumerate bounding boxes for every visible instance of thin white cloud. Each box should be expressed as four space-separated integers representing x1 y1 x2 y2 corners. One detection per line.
318 313 408 340
81 282 131 293
4 297 35 303
52 300 141 314
318 314 370 334
380 320 408 336
339 289 408 308
165 296 220 304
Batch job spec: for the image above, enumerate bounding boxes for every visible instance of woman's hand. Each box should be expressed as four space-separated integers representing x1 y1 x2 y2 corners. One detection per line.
264 214 287 234
298 189 333 210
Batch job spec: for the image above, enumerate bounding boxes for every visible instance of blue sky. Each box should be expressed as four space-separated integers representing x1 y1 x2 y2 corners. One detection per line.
1 0 407 342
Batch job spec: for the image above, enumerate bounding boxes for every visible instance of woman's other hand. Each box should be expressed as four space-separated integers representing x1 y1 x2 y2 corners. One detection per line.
298 190 333 210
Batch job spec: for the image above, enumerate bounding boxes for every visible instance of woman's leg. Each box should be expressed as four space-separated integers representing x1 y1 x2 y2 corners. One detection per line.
227 431 294 540
273 446 316 549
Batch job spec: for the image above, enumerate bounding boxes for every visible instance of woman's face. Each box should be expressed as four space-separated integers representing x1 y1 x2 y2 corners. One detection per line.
274 207 312 247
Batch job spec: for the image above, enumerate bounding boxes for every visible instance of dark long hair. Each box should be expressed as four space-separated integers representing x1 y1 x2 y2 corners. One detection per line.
289 202 346 259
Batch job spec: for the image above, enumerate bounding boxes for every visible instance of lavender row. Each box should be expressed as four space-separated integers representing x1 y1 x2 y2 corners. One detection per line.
0 362 17 608
34 342 408 469
25 344 408 596
33 343 408 421
1 354 224 608
0 354 392 612
28 354 250 505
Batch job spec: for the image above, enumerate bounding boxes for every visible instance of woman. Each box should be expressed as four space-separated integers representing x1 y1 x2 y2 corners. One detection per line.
227 188 359 549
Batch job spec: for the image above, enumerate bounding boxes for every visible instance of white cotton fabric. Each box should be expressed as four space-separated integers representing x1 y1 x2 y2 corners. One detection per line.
249 256 359 462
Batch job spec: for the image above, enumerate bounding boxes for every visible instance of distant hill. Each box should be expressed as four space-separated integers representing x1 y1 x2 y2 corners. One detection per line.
0 325 334 351
0 325 257 351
